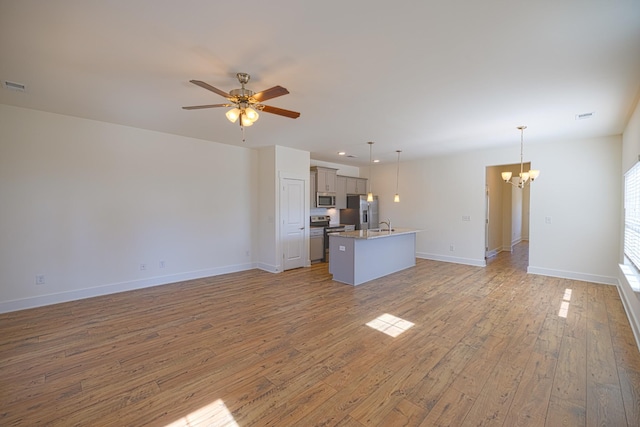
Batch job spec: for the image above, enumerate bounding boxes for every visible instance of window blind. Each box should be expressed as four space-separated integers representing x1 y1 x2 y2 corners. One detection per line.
624 162 640 270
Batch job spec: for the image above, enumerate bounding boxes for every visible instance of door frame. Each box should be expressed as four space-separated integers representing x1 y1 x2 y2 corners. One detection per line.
485 163 531 262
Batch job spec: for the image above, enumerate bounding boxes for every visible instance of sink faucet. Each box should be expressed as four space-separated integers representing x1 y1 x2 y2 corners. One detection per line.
380 219 391 231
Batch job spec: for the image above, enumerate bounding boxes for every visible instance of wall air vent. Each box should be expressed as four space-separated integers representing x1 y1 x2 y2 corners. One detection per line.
3 81 26 92
347 155 358 158
575 111 595 120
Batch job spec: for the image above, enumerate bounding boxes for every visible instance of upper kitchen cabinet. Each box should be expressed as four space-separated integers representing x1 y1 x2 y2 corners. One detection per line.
345 176 368 195
311 166 338 193
310 171 317 208
336 175 347 209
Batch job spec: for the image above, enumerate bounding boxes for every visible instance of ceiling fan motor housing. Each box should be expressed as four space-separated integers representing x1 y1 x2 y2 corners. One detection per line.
229 88 255 100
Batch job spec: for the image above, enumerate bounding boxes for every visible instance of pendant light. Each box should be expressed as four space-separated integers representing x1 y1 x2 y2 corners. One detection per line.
502 126 540 188
394 150 401 203
367 141 374 202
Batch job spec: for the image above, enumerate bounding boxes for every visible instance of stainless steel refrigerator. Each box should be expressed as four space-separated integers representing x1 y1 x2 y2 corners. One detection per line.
339 195 379 230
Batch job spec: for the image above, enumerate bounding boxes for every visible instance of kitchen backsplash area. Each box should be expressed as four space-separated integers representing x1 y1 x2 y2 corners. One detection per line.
310 207 340 225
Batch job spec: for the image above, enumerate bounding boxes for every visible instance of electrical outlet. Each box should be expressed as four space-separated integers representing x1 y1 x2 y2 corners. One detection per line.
140 263 147 271
462 215 470 221
159 261 165 269
35 274 45 285
449 245 455 252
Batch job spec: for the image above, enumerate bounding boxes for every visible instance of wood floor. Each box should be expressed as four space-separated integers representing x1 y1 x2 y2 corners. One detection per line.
1 243 640 426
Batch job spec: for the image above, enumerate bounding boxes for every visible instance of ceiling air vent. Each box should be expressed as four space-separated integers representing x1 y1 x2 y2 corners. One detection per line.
3 81 26 92
575 111 595 120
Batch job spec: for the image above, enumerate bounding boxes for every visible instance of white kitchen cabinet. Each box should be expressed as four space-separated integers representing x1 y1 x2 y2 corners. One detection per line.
311 166 338 193
336 175 347 209
345 177 368 195
310 172 316 207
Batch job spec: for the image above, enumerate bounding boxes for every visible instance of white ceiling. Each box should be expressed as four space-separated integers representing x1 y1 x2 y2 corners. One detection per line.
1 1 639 166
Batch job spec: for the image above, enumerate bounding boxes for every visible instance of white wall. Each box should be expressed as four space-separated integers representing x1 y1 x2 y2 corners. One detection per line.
0 105 258 312
510 184 523 246
373 134 622 281
375 151 489 266
276 146 311 269
257 146 277 271
486 165 505 256
256 145 310 272
528 135 621 283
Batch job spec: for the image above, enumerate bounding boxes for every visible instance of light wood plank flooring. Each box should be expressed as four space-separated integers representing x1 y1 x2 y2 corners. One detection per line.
1 243 639 426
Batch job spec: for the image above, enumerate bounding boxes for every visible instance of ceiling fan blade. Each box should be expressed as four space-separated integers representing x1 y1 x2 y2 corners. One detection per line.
182 104 230 110
252 86 289 102
261 105 301 119
189 80 230 98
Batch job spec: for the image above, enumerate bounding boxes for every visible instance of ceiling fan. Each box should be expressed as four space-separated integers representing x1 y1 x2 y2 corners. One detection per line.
182 72 300 129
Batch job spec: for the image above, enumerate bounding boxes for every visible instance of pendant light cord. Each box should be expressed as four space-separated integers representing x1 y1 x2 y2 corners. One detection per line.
368 142 374 196
395 150 401 194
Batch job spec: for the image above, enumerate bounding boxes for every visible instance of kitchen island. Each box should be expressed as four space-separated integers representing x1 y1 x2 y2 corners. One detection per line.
328 228 420 286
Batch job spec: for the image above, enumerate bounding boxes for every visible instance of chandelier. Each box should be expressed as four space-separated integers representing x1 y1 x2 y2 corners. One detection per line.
501 126 540 188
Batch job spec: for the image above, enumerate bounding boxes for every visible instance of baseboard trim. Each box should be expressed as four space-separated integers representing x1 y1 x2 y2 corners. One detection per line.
527 266 618 285
256 262 281 273
0 262 256 314
416 252 486 267
486 249 499 258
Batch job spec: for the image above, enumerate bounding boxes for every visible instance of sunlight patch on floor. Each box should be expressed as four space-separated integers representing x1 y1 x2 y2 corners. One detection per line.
165 399 239 427
366 313 415 337
558 288 572 318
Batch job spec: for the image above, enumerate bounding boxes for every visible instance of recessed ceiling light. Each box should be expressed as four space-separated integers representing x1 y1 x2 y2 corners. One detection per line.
576 111 595 120
3 80 26 92
373 159 380 163
338 151 346 156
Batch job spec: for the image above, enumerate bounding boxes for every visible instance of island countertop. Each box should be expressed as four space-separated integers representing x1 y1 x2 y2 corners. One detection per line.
327 228 420 239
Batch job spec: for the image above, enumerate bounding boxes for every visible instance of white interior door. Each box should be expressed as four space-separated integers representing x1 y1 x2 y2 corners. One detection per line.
281 177 306 270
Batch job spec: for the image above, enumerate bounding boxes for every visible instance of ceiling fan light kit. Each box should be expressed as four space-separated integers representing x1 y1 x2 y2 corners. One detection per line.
502 126 540 189
183 72 300 140
225 108 241 122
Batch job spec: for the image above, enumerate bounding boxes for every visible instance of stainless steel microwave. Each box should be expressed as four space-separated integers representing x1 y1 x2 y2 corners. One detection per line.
317 192 336 208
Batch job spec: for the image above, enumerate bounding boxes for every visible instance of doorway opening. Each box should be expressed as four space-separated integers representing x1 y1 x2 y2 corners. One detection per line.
485 163 531 270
